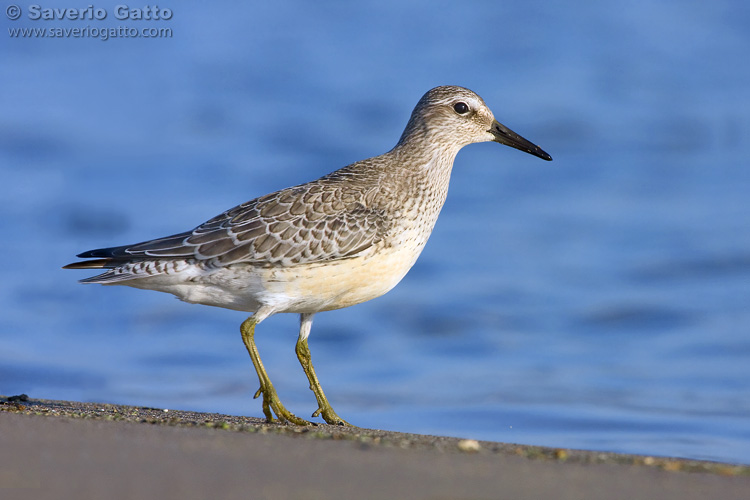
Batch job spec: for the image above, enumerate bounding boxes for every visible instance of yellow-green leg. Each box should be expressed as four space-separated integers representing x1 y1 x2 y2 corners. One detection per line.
240 314 312 426
296 313 352 426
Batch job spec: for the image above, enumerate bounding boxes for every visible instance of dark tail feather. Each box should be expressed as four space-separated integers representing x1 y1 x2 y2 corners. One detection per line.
63 258 135 284
62 259 116 270
74 245 132 259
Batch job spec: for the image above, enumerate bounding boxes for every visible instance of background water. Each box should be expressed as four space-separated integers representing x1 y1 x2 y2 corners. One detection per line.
2 1 749 465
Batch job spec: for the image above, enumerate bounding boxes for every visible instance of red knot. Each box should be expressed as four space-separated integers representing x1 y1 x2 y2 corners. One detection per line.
64 85 552 426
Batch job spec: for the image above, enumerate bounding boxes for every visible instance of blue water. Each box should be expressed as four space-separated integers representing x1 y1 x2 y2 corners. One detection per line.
2 1 750 464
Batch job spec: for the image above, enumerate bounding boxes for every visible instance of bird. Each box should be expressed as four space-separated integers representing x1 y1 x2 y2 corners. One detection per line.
64 85 552 426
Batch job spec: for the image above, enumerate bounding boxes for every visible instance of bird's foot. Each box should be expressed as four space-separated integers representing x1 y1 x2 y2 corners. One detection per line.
312 405 353 426
254 386 314 426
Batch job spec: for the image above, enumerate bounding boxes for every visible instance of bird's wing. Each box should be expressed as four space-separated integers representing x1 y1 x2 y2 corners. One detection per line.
72 180 391 268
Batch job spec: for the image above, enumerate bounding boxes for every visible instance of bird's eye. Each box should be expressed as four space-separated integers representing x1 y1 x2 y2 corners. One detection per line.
453 102 470 115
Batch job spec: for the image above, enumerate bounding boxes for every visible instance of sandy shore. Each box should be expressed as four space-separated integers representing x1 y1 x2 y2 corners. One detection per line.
1 395 748 499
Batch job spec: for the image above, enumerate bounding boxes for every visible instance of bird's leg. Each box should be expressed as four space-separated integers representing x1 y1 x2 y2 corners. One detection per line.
295 313 352 426
240 314 312 426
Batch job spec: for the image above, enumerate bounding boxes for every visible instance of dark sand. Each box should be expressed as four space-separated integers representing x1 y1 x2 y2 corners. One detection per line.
1 395 748 499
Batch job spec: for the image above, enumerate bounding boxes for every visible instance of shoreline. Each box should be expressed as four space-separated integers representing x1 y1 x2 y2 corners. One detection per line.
2 395 749 499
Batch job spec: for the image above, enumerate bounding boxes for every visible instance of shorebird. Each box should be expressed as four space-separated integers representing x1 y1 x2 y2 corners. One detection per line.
64 86 552 426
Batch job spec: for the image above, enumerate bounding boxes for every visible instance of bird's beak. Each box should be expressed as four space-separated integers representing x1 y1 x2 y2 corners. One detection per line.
489 120 552 161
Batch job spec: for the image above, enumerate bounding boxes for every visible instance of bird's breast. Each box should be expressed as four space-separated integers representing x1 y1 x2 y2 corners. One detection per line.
256 232 430 313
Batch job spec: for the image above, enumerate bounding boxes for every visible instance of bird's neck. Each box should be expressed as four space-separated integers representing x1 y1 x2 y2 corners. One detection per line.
375 138 459 229
389 134 460 188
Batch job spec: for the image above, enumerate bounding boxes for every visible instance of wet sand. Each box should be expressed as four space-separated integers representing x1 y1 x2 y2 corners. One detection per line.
1 395 748 499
